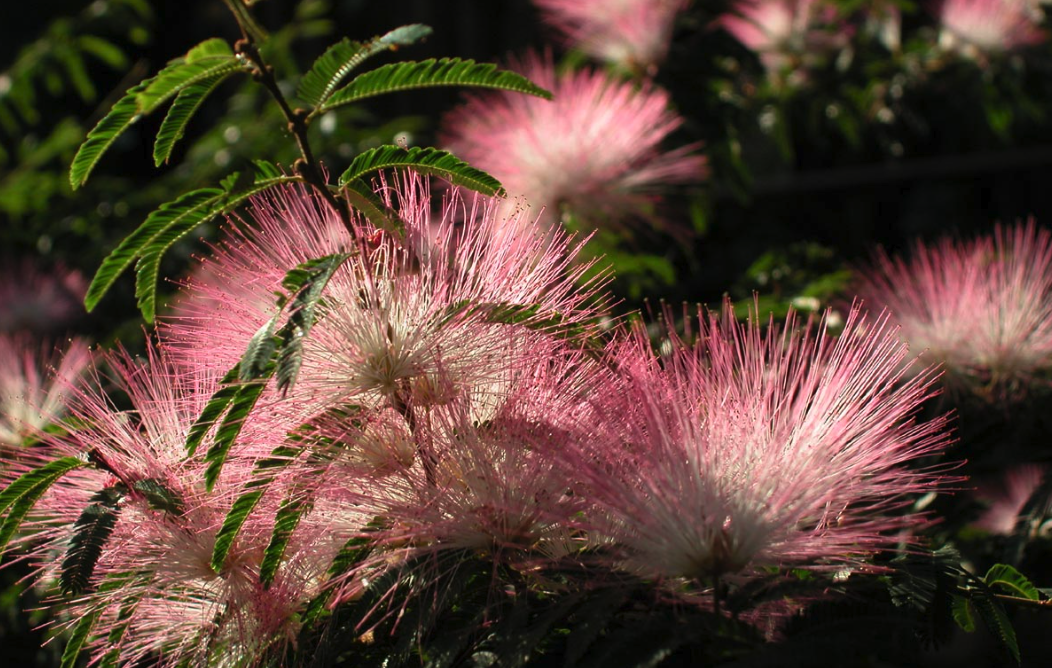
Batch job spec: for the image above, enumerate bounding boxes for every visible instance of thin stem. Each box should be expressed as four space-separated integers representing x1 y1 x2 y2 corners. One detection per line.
990 592 1052 610
234 39 353 233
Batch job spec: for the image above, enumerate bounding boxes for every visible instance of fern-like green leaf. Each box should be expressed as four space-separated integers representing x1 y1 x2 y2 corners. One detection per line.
985 564 1041 601
0 456 87 516
339 178 402 233
973 595 1020 663
69 80 150 189
297 24 433 107
131 478 185 515
203 380 268 491
239 322 281 383
210 488 266 573
338 145 504 196
60 485 125 596
85 187 222 314
137 39 242 115
185 366 240 457
275 253 353 395
61 609 100 668
951 595 976 633
316 57 551 115
153 72 229 166
260 493 313 587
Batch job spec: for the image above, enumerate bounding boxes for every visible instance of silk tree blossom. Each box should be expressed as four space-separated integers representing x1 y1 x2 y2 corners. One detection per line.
717 0 851 78
533 0 688 71
164 176 607 417
6 345 346 667
856 222 1052 400
972 465 1049 534
0 334 91 449
933 0 1047 55
0 259 87 333
564 304 950 582
440 55 706 236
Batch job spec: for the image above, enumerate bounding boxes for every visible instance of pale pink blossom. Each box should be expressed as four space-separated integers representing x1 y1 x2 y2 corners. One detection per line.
933 0 1047 55
563 303 950 581
441 55 706 236
0 333 91 448
8 345 345 667
717 0 851 76
857 222 1052 400
973 465 1048 534
533 0 688 71
0 259 87 333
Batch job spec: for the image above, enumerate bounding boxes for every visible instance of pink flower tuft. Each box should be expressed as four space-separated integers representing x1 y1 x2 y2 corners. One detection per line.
717 0 851 77
533 0 688 71
973 465 1048 534
562 303 951 581
0 333 91 449
440 54 706 236
856 221 1052 400
933 0 1047 55
0 259 87 333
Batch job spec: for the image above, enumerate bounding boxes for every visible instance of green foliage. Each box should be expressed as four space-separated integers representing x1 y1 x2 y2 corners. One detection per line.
152 72 229 165
339 145 505 197
131 478 185 515
60 485 125 596
84 163 299 321
60 609 100 668
68 81 149 189
315 57 552 115
297 24 434 107
211 488 267 573
260 493 313 587
0 457 88 552
135 38 242 115
202 377 269 490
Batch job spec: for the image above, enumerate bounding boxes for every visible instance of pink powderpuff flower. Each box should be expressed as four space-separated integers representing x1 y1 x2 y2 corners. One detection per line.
717 0 852 77
972 465 1049 535
163 175 607 416
933 0 1047 55
0 259 87 333
440 55 706 236
533 0 688 72
5 344 347 667
0 333 91 449
856 221 1052 400
564 303 950 583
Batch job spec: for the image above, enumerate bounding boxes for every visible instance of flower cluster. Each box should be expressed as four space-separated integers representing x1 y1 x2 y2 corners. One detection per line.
0 178 957 665
933 0 1047 56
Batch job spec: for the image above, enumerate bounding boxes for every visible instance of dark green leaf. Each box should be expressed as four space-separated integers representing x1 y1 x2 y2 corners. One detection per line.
60 485 125 596
77 35 128 69
339 178 402 233
0 456 88 516
70 80 150 189
297 25 433 106
60 609 100 668
203 379 268 490
952 595 976 633
260 493 313 587
211 489 266 573
131 478 185 515
239 321 280 382
317 58 551 115
136 39 241 114
186 370 241 457
338 145 504 197
985 564 1040 601
973 595 1020 664
153 72 229 166
275 253 353 395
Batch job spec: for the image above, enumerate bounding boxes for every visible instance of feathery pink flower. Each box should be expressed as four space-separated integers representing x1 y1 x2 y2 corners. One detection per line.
164 176 606 415
973 465 1048 534
0 333 91 449
718 0 851 77
440 55 706 235
563 303 950 582
933 0 1047 54
533 0 688 71
0 259 87 333
856 221 1052 399
7 344 344 667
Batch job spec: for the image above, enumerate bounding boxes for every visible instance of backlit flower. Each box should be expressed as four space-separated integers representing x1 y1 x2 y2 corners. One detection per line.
564 303 950 581
441 55 706 236
533 0 688 71
934 0 1047 55
856 221 1052 400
